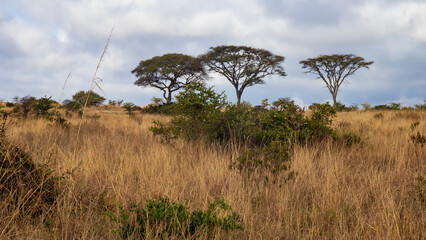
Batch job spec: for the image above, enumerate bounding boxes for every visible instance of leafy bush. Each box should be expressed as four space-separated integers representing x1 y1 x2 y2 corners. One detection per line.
13 95 36 118
122 102 140 116
5 102 14 108
0 112 58 216
141 103 175 114
373 102 401 110
105 196 243 239
32 96 55 117
108 99 124 107
335 102 359 112
150 81 227 142
62 99 83 112
414 100 426 110
71 90 105 106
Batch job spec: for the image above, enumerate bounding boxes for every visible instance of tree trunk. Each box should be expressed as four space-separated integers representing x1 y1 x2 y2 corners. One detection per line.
332 94 337 109
166 92 172 104
162 90 172 104
236 89 242 106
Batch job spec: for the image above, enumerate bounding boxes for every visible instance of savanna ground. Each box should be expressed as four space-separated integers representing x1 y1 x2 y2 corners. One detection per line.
1 107 425 239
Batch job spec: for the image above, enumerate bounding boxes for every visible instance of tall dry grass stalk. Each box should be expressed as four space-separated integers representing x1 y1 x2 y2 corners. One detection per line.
1 109 425 239
77 25 114 139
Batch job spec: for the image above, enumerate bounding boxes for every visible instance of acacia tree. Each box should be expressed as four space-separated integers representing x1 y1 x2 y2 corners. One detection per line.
201 45 286 105
71 90 106 106
300 54 373 108
132 53 207 104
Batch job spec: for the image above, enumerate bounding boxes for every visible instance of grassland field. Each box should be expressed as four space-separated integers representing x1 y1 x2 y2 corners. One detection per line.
1 107 425 239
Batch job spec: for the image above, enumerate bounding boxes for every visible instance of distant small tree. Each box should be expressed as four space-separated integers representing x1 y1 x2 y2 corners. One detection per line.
361 103 371 110
414 100 426 110
300 54 373 108
72 90 105 107
122 102 140 115
108 99 124 107
132 53 207 104
33 96 55 117
62 99 83 112
201 45 286 105
14 95 36 118
151 97 164 106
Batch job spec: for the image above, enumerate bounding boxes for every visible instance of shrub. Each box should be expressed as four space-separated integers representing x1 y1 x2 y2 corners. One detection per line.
62 99 83 112
0 112 58 216
414 100 426 110
32 96 55 117
13 95 36 118
373 102 401 110
5 102 14 108
150 81 227 142
108 99 124 107
141 103 175 114
335 102 359 112
122 102 140 116
105 196 243 239
72 90 105 107
361 103 371 110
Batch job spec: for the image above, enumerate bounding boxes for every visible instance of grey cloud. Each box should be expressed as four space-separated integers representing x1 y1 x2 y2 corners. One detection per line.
0 0 425 107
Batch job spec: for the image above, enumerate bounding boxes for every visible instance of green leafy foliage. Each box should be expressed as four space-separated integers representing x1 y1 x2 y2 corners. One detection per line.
201 45 286 105
108 99 124 107
150 84 342 181
105 196 243 239
122 102 140 116
132 53 207 104
414 100 426 110
5 102 14 108
335 102 359 112
372 102 401 110
72 90 106 107
13 95 36 118
32 96 55 117
300 54 373 108
149 81 227 142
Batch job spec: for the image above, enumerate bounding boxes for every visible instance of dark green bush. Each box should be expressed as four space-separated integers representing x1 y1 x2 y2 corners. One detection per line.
414 100 426 110
373 102 401 110
335 102 359 112
141 103 175 114
32 96 55 117
150 81 227 142
13 95 36 118
105 196 243 239
62 99 83 112
122 102 140 116
5 102 14 108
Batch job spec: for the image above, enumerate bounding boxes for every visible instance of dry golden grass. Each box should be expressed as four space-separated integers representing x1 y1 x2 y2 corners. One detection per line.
1 108 425 239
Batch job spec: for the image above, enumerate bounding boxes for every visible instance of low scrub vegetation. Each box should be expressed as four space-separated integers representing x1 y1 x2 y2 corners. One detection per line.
0 97 425 239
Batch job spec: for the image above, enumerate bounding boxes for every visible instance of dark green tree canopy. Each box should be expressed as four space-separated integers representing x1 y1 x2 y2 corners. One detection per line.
201 45 286 105
300 54 373 108
132 53 207 104
72 90 106 106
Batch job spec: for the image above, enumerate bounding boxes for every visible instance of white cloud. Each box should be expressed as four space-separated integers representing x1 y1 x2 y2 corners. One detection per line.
0 0 425 106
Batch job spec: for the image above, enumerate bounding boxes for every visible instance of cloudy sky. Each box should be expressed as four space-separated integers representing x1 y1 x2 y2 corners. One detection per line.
1 0 425 107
